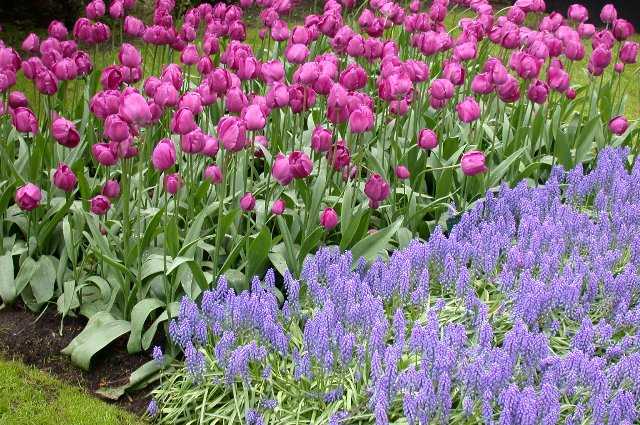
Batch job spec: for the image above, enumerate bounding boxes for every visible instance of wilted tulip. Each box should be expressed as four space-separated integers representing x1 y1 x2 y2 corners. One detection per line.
461 151 488 176
15 183 42 211
90 195 111 216
319 207 338 230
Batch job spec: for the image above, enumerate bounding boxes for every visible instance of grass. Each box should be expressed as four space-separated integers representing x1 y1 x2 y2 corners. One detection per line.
0 359 145 425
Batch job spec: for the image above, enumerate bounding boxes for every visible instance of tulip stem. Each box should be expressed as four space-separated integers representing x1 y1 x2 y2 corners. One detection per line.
212 152 227 288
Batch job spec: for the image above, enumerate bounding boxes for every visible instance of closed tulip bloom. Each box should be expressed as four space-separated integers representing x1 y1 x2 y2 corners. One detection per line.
443 61 465 86
609 115 628 135
103 114 130 142
124 16 145 37
578 23 596 39
86 0 106 19
429 78 455 100
272 154 293 185
456 97 481 123
461 151 488 176
163 173 182 195
152 138 176 171
181 44 200 66
181 128 205 154
73 51 93 76
203 165 223 184
339 64 367 90
178 92 203 115
620 42 639 64
52 163 77 192
262 60 285 84
319 207 338 230
52 117 80 148
8 91 28 109
0 69 16 93
590 46 612 69
547 66 570 92
100 66 123 90
53 58 78 81
48 20 68 40
15 183 42 211
289 151 313 178
497 75 521 103
240 192 256 212
285 44 309 64
295 62 320 85
395 165 410 180
21 33 40 53
217 116 247 152
271 199 286 215
417 128 438 150
348 105 374 133
453 41 477 61
119 91 151 126
154 82 179 108
242 104 266 130
568 4 589 22
12 107 38 134
118 43 142 67
527 80 550 104
225 86 249 113
202 136 219 157
612 19 635 41
109 0 124 19
364 174 390 209
161 64 183 91
327 140 351 170
92 143 119 166
311 126 333 152
102 179 120 198
288 84 316 113
170 108 197 135
471 73 494 95
600 4 617 24
565 40 585 61
90 195 111 215
35 68 59 95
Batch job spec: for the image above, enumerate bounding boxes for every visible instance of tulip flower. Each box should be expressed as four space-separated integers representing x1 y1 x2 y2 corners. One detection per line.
217 116 247 152
119 91 151 126
620 42 639 64
242 105 266 131
417 129 438 150
118 43 142 68
90 195 111 216
456 97 481 123
8 91 28 109
609 116 628 135
395 165 410 180
91 143 119 166
104 114 130 142
527 80 550 104
170 108 197 135
204 165 223 184
102 180 120 199
152 139 176 171
311 126 333 153
348 105 374 133
181 128 205 154
285 44 310 64
15 183 42 211
471 73 494 95
240 192 256 212
163 173 182 195
272 154 293 185
124 16 145 37
339 64 367 90
289 151 313 179
52 163 77 192
319 208 338 230
154 82 180 107
51 117 80 148
461 151 488 176
12 107 38 134
568 4 589 22
364 174 390 209
327 141 351 171
271 199 286 215
600 4 617 24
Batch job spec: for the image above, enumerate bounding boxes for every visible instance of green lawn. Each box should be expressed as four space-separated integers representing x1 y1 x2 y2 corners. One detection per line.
0 359 145 425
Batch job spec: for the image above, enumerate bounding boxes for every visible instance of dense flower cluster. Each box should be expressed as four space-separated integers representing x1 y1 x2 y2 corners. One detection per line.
154 148 640 423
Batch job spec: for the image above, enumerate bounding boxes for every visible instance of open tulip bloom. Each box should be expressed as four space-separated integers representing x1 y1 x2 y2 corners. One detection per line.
0 0 638 417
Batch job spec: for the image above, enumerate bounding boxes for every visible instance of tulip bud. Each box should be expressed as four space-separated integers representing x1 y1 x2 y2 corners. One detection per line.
456 97 481 123
364 174 390 209
163 173 182 195
15 183 42 211
348 105 374 134
600 4 617 24
12 107 38 134
8 91 28 109
52 163 77 192
217 116 247 152
203 165 223 184
395 165 410 180
527 80 550 104
104 114 130 142
152 138 176 171
461 151 488 176
90 195 111 215
272 154 293 185
311 126 333 152
240 192 256 212
609 115 628 135
271 199 285 215
118 43 142 68
181 128 205 154
202 135 219 158
242 104 266 130
102 180 120 199
170 107 197 135
319 207 338 230
417 128 438 150
91 142 118 166
119 91 151 126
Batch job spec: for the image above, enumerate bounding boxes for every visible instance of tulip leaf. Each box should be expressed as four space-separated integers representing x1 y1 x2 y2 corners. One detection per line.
127 298 166 354
246 227 272 280
350 219 402 264
488 147 525 188
0 254 16 305
30 256 56 305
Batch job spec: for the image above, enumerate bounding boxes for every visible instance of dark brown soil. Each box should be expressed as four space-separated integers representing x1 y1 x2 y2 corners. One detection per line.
0 303 151 416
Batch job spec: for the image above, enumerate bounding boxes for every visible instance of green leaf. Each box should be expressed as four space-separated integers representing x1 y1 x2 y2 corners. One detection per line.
141 302 179 351
0 254 16 304
350 219 403 264
30 256 56 305
14 257 37 296
127 298 166 354
488 147 525 188
299 227 323 263
62 311 132 370
246 227 272 280
95 356 171 400
276 216 299 276
38 195 74 249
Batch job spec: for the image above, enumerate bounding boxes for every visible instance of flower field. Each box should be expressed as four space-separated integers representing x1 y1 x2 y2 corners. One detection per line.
0 0 638 422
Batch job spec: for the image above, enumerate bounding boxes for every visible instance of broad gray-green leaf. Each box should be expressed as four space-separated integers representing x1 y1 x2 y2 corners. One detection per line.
30 256 56 304
127 298 166 354
350 219 403 264
0 254 15 304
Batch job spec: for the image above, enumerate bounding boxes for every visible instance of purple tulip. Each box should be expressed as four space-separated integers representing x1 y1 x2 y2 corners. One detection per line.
456 97 481 123
152 138 176 171
319 207 338 230
52 163 77 192
102 180 120 199
311 126 333 153
15 183 42 211
217 116 247 152
242 104 266 131
51 117 80 148
395 165 410 180
461 151 488 176
620 42 639 64
348 105 374 133
272 154 293 185
417 128 438 150
271 199 286 215
609 115 628 135
163 173 182 195
289 151 313 179
204 165 223 184
12 107 38 134
91 143 118 166
180 128 205 154
600 4 617 24
90 195 111 216
364 174 390 209
170 107 197 135
527 80 550 104
240 192 256 212
119 91 151 126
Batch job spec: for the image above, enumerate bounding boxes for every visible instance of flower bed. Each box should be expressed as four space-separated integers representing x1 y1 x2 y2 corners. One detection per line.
152 148 640 424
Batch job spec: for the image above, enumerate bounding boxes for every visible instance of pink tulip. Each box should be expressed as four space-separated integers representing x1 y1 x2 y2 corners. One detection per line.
568 4 589 22
181 44 200 66
417 129 438 150
242 104 266 130
311 126 333 152
202 136 219 158
124 16 145 37
266 83 290 108
395 165 410 180
48 21 68 40
240 192 256 212
456 97 481 123
118 43 142 68
152 138 176 171
52 117 80 148
86 0 106 19
15 183 42 211
262 60 285 84
102 180 120 199
35 68 58 95
92 143 119 166
609 115 628 135
52 163 77 192
289 151 313 178
620 42 639 64
600 4 617 24
119 91 151 126
443 61 465 86
364 174 390 209
109 0 125 19
285 44 309 64
161 64 183 91
163 173 182 195
170 108 197 135
319 207 338 230
461 151 488 176
8 91 28 109
429 78 454 100
204 165 223 184
272 154 293 185
154 82 179 108
21 33 40 53
339 64 367 90
104 114 130 142
181 128 205 154
217 116 247 152
12 107 38 134
497 75 521 103
271 199 286 215
288 84 316 113
612 19 635 41
73 51 93 76
527 80 550 104
225 86 249 113
178 92 203 115
590 46 612 69
348 105 374 133
90 195 111 216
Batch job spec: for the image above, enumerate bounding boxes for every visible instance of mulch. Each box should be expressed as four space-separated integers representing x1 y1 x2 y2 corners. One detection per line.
0 303 152 416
